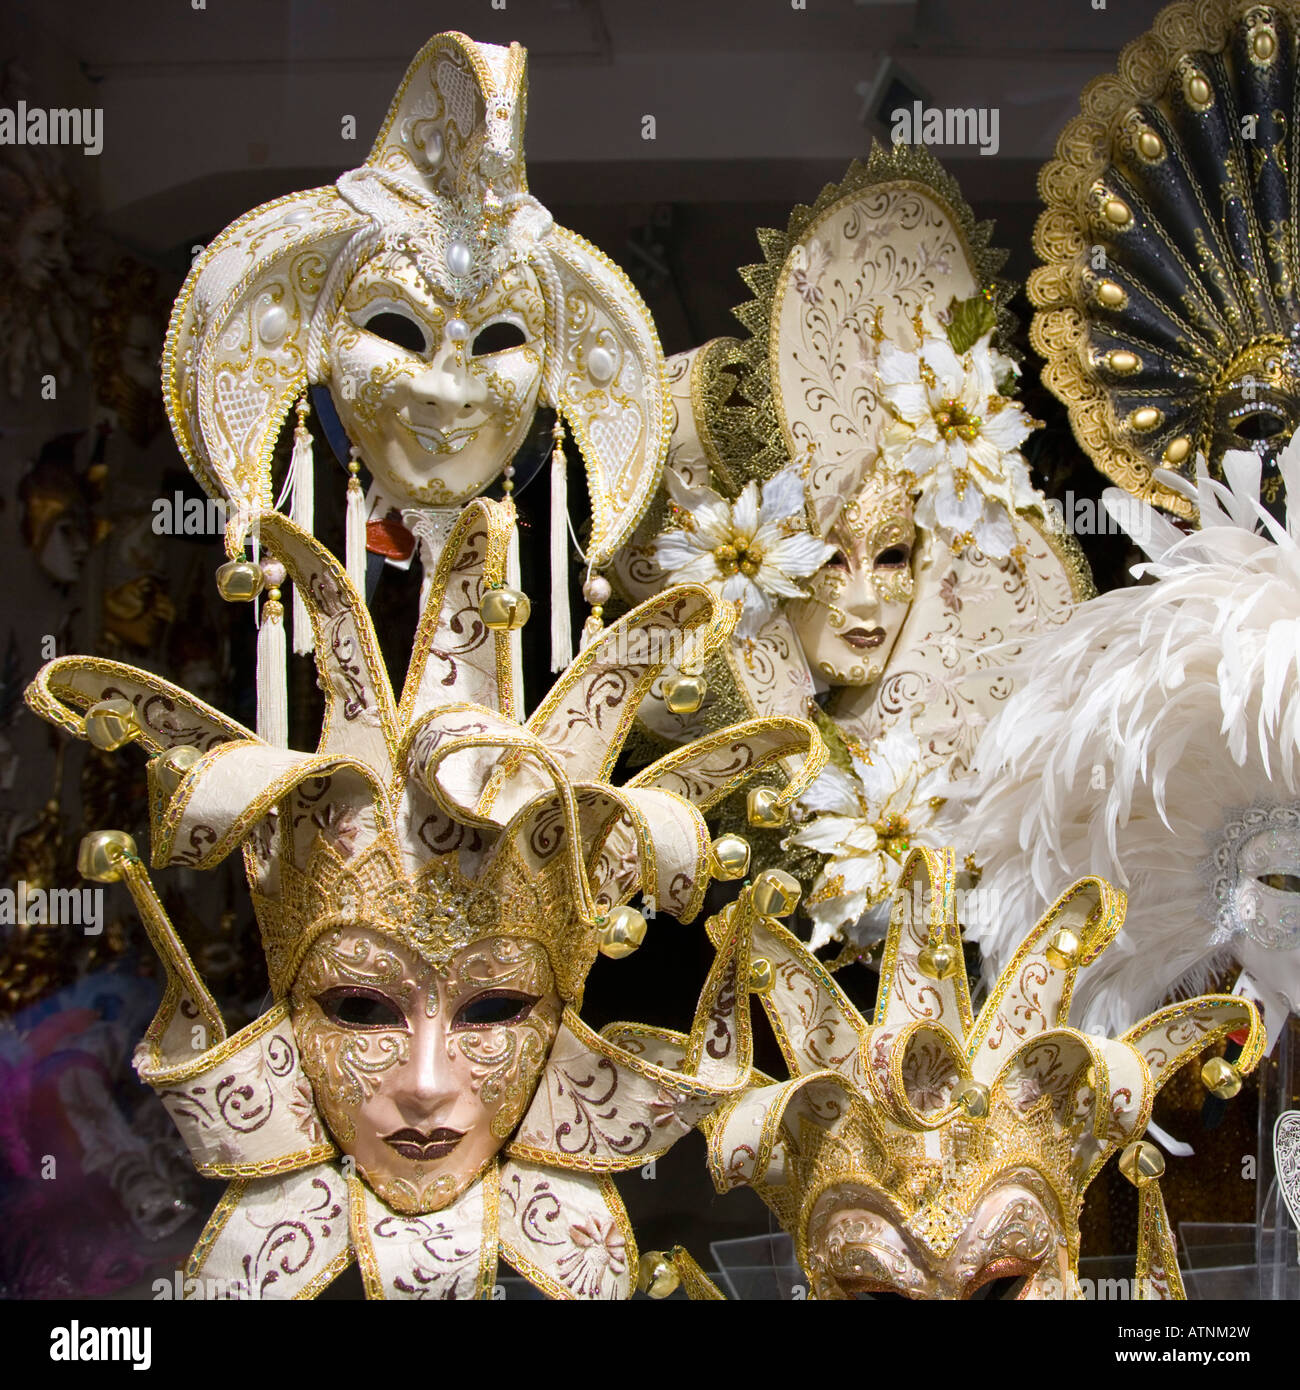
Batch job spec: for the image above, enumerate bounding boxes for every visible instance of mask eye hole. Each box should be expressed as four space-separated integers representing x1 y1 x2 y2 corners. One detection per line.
471 321 528 357
452 990 537 1029
317 987 405 1030
1231 407 1288 441
874 545 910 570
1258 871 1300 893
964 1261 1036 1300
849 1286 912 1301
362 310 428 356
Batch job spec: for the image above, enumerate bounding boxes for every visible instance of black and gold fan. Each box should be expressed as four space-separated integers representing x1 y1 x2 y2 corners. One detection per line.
1032 0 1300 521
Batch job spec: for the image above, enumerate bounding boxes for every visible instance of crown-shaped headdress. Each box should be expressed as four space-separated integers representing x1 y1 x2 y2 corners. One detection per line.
27 498 826 1003
702 848 1262 1299
165 31 668 567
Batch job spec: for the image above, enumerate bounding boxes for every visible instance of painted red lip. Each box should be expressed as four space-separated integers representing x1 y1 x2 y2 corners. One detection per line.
383 1127 464 1162
841 627 886 650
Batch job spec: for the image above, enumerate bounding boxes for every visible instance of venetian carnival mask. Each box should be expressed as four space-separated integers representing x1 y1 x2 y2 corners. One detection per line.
291 926 561 1214
788 473 916 687
1031 0 1300 524
27 495 825 1298
702 848 1263 1300
164 31 667 579
809 1171 1069 1301
942 454 1300 1038
328 249 546 508
1212 803 1300 1018
18 433 101 585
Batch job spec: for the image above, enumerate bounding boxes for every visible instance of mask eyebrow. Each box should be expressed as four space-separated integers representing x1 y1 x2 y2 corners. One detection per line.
344 253 449 328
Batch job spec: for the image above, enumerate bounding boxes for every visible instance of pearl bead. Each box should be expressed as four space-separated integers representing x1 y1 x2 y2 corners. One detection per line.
446 317 470 343
424 131 443 166
280 208 311 227
260 558 287 587
587 346 615 383
258 306 288 345
447 241 473 278
583 574 612 605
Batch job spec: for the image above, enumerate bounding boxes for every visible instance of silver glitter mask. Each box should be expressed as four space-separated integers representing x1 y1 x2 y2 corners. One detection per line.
1208 803 1300 951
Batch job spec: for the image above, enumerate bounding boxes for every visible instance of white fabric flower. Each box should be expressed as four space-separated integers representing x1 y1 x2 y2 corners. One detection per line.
876 329 1040 559
785 728 944 951
654 466 833 638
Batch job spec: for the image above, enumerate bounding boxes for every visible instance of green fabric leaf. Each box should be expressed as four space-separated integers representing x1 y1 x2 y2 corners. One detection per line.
945 293 997 355
810 703 853 774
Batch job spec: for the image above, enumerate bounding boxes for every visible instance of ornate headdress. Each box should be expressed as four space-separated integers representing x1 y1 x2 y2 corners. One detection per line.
703 848 1262 1299
610 147 1088 955
936 451 1300 1038
1032 0 1300 519
165 31 667 570
25 498 825 1299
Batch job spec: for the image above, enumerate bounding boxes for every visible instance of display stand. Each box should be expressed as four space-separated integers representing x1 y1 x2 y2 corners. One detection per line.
1256 1019 1299 1300
1178 1018 1299 1300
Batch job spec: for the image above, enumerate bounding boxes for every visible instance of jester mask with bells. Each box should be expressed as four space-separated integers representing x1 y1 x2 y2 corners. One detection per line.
164 30 667 580
25 498 825 1299
936 451 1300 1044
702 849 1263 1300
1032 0 1300 523
610 146 1087 953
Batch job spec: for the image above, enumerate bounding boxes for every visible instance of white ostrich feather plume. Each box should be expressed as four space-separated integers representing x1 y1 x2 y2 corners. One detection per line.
935 444 1300 1033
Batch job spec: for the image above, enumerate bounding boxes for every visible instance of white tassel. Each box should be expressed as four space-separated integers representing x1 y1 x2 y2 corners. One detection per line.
549 417 572 673
289 396 315 655
345 448 367 597
506 499 525 715
256 575 289 749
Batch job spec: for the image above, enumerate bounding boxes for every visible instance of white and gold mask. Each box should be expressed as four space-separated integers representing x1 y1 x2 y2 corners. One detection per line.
28 496 825 1298
163 32 668 574
329 250 546 508
788 473 916 687
701 848 1263 1300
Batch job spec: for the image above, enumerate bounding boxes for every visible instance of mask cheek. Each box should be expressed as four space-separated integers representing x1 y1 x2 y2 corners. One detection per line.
294 1007 409 1151
333 342 413 438
475 347 543 446
450 1001 560 1144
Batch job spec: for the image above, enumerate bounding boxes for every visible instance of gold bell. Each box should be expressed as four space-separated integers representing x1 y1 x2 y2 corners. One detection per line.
1119 1139 1165 1186
77 830 138 883
153 744 203 796
751 868 801 918
480 586 531 631
1045 927 1083 970
596 905 648 960
746 787 787 828
917 940 962 981
748 957 775 994
215 560 264 603
83 698 140 752
709 834 751 882
955 1080 989 1119
662 673 706 714
1201 1056 1243 1100
637 1251 680 1299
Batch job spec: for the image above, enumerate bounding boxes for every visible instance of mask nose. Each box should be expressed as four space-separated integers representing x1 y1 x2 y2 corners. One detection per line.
408 348 490 421
836 566 881 622
390 1013 457 1120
